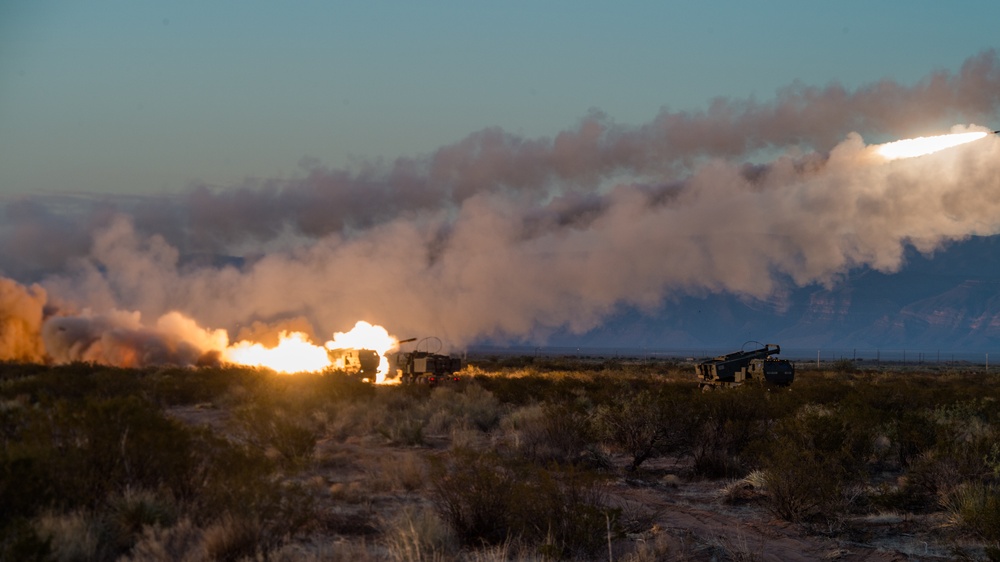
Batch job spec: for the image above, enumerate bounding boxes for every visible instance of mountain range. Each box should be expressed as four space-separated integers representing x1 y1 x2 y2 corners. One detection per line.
542 235 1000 358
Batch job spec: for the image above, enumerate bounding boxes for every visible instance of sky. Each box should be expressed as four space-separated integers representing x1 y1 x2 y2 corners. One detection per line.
2 2 1000 366
3 1 999 197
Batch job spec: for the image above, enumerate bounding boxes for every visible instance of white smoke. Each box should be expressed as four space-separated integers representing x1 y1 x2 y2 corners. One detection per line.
1 52 1000 365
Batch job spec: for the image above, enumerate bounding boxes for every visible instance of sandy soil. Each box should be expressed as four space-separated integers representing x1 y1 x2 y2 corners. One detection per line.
166 405 979 561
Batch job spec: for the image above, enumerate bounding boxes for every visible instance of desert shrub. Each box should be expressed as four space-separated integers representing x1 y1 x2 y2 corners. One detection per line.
429 449 613 558
883 409 937 470
594 390 664 471
190 431 315 525
429 450 515 546
55 396 199 505
201 514 265 562
364 451 428 493
0 363 153 403
383 505 458 562
594 389 693 472
760 406 873 522
450 425 489 450
942 483 1000 541
34 510 99 562
324 398 386 441
99 488 177 557
233 402 319 467
378 413 427 446
146 366 256 406
0 395 199 518
424 383 502 434
34 497 174 562
831 359 857 374
119 518 204 562
0 360 50 382
907 400 999 500
688 386 777 478
0 412 55 526
498 402 600 466
316 371 378 403
762 442 844 522
472 373 557 406
719 470 768 506
0 362 99 402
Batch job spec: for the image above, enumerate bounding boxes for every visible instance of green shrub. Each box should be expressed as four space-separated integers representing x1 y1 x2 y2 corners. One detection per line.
942 483 1000 541
100 488 177 557
429 450 515 546
472 373 557 406
762 441 845 522
146 366 254 406
429 449 613 558
0 395 198 517
424 383 502 433
907 401 999 500
594 389 692 472
760 406 873 522
233 402 319 466
499 402 599 466
688 386 776 478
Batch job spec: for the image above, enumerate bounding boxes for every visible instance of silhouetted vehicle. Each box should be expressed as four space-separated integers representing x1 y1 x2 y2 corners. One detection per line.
695 342 794 390
328 348 380 381
390 337 463 385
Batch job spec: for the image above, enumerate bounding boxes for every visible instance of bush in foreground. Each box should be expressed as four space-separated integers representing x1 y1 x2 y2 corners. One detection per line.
429 449 614 558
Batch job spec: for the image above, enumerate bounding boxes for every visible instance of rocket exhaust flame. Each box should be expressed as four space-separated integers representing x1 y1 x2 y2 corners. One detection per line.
326 321 398 383
224 331 331 374
875 131 989 160
224 321 399 380
2 51 1000 364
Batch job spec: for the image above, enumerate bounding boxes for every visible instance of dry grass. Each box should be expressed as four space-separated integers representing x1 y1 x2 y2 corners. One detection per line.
120 518 204 562
268 539 383 562
328 481 370 504
10 363 1000 562
200 514 265 561
701 528 766 562
382 506 457 562
34 510 99 562
363 450 429 493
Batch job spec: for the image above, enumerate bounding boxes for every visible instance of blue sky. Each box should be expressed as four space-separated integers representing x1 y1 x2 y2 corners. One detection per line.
2 1 999 197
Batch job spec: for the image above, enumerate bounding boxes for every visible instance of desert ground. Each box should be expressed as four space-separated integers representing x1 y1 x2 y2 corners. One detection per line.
2 357 999 561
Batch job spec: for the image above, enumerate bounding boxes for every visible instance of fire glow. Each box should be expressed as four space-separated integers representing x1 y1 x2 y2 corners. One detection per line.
876 131 988 160
223 320 398 380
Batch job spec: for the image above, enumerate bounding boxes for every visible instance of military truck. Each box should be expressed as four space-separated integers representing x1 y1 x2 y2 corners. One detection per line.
390 337 463 384
327 348 380 381
695 343 794 390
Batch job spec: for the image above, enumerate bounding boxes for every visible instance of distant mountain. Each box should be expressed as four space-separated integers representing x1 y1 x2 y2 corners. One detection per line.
541 235 1000 355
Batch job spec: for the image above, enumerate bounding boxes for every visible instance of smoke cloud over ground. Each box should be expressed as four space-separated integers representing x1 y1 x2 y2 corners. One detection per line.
2 51 1000 366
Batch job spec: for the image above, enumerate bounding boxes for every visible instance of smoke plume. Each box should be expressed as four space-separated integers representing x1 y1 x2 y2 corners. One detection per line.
1 51 1000 365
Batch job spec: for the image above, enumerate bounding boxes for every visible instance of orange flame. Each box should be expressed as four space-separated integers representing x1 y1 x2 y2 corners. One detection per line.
223 320 399 380
876 131 988 160
326 321 397 383
224 331 330 373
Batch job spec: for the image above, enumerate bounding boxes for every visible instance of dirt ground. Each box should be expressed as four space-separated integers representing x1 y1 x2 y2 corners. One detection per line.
167 403 985 561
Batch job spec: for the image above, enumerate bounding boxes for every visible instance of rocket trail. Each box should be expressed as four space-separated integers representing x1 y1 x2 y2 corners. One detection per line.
1 51 1000 367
